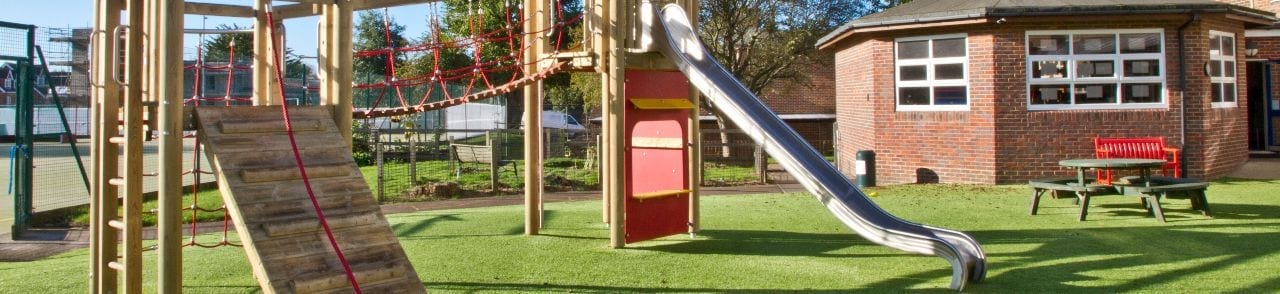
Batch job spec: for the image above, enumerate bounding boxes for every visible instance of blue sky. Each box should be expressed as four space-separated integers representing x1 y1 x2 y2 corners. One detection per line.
5 1 438 68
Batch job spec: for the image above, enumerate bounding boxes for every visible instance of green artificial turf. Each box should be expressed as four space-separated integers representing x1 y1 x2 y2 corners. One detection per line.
3 179 1278 292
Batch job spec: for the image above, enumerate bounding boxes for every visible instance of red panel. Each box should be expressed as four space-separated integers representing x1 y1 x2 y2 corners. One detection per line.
623 70 691 244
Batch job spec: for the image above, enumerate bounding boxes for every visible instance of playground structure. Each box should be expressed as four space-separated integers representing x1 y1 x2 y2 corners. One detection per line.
88 0 986 293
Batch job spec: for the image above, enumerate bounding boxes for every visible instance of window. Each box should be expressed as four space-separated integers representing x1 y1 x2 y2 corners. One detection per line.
895 34 968 111
1026 29 1166 110
1209 31 1237 108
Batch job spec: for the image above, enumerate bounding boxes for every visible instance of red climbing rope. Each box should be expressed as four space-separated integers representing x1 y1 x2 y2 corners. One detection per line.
266 10 362 293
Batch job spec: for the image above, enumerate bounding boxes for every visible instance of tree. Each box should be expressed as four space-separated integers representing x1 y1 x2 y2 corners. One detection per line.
697 0 895 156
354 10 410 83
200 25 253 63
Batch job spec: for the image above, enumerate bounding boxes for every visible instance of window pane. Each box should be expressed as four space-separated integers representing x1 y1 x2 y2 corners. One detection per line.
899 65 927 81
1076 60 1115 78
1029 35 1068 55
1123 60 1160 77
1074 34 1116 54
1120 33 1161 53
1210 60 1223 77
1211 82 1224 102
898 40 929 59
1210 35 1221 56
935 63 964 80
1222 36 1235 56
1225 61 1235 77
1032 60 1068 79
934 86 967 105
899 87 930 105
1030 84 1070 105
1224 83 1236 102
1074 84 1118 104
1122 83 1162 103
933 38 966 58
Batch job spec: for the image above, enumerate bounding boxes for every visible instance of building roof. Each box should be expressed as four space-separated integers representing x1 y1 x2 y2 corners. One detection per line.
817 0 1279 48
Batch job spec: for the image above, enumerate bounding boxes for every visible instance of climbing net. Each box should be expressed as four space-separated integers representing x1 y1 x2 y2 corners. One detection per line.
352 0 581 119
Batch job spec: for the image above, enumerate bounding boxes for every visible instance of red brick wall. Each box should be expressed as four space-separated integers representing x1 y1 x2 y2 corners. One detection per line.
758 57 836 115
829 14 1251 184
834 26 997 184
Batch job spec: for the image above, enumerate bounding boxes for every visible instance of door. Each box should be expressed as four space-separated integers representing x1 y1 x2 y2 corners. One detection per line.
1247 62 1266 150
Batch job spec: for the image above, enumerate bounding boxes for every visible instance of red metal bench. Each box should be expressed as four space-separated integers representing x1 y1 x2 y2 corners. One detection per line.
1094 137 1181 184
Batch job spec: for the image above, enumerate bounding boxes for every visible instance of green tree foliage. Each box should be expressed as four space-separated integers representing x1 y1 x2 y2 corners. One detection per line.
201 25 253 63
354 10 410 83
697 0 892 93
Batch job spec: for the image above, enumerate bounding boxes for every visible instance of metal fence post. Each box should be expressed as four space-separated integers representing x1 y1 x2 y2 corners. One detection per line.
487 131 499 194
409 129 419 186
754 138 767 184
374 129 384 202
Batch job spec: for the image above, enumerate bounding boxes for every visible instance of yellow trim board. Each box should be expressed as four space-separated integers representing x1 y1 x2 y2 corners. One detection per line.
630 98 694 110
632 189 692 201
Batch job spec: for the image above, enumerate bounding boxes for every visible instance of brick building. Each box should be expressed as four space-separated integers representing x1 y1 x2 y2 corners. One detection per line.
816 0 1279 184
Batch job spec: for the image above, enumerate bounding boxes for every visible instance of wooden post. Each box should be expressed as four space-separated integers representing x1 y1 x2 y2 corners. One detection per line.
594 0 610 225
253 0 272 105
335 1 354 144
524 0 545 235
317 4 332 108
686 0 702 236
90 0 122 291
156 0 185 292
606 0 627 248
122 0 146 292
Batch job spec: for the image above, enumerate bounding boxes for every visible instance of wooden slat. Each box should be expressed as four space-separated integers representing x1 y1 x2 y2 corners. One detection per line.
221 119 325 134
184 2 255 17
240 163 352 183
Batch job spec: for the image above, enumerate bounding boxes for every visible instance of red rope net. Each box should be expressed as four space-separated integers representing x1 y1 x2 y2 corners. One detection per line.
352 1 580 119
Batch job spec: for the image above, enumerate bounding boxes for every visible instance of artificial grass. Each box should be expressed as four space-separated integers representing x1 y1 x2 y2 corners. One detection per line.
61 187 228 227
3 179 1278 292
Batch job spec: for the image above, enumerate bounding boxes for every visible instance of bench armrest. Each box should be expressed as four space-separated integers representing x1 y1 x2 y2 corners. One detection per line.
1163 147 1180 163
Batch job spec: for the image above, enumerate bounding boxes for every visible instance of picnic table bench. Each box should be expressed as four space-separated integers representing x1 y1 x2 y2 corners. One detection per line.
1116 176 1211 223
1029 159 1211 223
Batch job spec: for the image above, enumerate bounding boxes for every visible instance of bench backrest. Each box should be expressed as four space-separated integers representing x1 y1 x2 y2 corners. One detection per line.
451 144 494 164
1094 137 1167 159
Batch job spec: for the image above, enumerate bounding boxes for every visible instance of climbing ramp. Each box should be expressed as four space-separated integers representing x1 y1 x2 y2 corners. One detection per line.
195 106 425 293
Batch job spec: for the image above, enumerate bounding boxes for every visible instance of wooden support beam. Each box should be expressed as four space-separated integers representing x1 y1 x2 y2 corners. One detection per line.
335 1 354 142
276 3 322 19
276 0 439 19
524 0 545 235
123 0 146 292
155 0 185 292
184 2 255 17
686 0 702 237
90 0 122 292
606 0 626 249
253 0 271 105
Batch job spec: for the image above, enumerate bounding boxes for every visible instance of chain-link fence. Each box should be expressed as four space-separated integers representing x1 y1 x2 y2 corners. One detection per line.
360 116 837 201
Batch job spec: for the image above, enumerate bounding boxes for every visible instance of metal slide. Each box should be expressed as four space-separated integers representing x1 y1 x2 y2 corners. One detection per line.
644 3 987 290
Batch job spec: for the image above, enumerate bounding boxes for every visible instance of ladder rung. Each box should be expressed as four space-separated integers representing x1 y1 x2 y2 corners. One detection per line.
142 172 158 177
108 178 126 186
107 261 124 271
107 220 125 230
108 136 126 144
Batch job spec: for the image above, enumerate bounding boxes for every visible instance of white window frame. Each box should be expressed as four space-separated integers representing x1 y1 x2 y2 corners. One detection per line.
1025 29 1168 111
1209 30 1238 108
894 33 969 112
